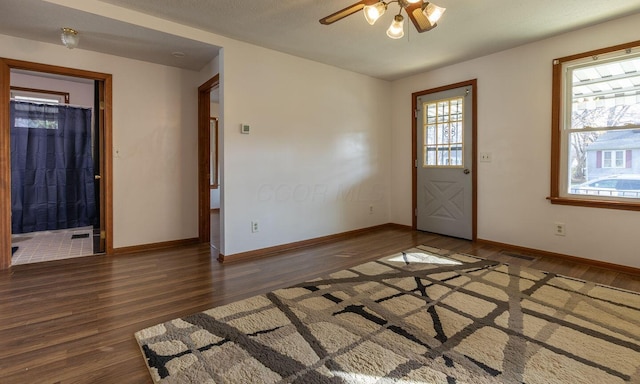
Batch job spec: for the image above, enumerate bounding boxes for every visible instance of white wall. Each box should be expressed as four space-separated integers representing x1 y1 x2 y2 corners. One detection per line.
10 72 94 107
12 1 635 268
194 39 391 256
1 34 200 248
390 13 640 268
218 42 391 256
3 2 392 257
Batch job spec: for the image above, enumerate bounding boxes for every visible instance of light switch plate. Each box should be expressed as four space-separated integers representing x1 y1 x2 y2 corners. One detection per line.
241 124 250 134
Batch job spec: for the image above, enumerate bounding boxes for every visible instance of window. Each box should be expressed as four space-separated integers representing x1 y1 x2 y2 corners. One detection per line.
550 40 640 210
10 87 71 131
12 102 60 130
602 150 625 168
422 97 464 167
10 86 69 104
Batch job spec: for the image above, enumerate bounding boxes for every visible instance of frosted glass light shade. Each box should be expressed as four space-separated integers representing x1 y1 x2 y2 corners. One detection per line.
61 27 79 49
422 3 446 25
386 15 405 39
363 2 387 25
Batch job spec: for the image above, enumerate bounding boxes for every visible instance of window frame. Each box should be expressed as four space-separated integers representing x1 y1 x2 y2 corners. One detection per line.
549 39 640 211
10 86 69 104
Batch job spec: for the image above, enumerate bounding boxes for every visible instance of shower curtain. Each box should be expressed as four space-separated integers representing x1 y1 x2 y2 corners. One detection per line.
10 100 96 234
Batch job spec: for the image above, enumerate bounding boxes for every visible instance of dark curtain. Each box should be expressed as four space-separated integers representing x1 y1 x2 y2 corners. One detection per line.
10 101 96 234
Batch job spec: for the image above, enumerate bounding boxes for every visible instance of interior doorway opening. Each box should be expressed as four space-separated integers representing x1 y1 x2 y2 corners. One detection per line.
198 74 220 252
0 58 113 270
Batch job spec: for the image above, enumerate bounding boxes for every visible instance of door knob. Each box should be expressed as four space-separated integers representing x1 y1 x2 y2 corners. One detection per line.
94 175 102 180
463 169 470 174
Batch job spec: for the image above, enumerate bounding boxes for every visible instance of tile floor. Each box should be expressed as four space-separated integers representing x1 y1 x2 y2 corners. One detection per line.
11 226 95 265
10 210 221 266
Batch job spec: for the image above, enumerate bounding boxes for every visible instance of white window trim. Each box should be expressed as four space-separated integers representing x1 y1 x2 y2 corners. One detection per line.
602 150 626 169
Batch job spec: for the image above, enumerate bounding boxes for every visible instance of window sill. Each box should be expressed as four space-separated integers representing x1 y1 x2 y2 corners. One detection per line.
547 196 640 211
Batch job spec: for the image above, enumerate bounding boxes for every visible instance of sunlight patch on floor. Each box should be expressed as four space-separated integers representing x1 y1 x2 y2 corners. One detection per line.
388 252 462 265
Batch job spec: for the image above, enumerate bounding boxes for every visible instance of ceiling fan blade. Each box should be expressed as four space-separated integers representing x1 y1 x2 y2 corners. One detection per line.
319 0 378 25
405 2 437 33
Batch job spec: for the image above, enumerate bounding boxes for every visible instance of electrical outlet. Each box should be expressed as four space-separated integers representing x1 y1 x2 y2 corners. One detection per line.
369 205 374 214
554 222 566 236
251 220 259 233
480 152 492 162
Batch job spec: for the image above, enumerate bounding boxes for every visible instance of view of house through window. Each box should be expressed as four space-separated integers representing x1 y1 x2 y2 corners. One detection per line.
561 45 640 201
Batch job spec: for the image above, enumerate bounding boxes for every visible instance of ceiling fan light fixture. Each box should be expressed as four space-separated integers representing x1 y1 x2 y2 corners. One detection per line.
386 14 405 39
60 27 79 49
363 2 387 25
422 2 446 25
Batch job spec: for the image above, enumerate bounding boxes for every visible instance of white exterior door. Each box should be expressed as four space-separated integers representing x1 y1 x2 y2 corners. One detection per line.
416 85 474 239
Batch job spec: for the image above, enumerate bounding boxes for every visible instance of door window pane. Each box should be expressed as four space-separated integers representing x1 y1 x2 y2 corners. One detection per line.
421 97 464 167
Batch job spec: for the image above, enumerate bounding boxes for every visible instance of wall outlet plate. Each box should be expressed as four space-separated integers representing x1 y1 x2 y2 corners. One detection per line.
480 152 492 162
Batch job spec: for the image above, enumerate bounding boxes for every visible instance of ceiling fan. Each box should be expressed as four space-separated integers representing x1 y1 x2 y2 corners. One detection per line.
319 0 446 39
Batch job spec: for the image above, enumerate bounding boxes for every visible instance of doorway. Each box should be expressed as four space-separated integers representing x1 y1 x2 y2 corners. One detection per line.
0 58 113 270
412 79 477 240
198 75 220 250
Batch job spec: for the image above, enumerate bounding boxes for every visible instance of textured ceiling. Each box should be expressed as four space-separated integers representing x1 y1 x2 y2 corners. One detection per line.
0 0 220 71
1 0 640 80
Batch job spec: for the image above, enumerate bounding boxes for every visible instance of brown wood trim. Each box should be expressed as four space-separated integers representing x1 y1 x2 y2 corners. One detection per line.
3 58 112 80
411 91 418 229
547 196 640 211
550 58 562 198
476 238 640 275
198 75 219 244
112 237 200 255
10 86 70 104
218 223 401 264
0 57 114 269
210 117 219 189
554 39 640 65
549 40 640 210
103 76 114 254
470 80 478 241
411 79 478 240
0 61 10 270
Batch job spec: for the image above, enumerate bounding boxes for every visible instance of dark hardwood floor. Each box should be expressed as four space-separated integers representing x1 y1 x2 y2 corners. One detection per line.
1 226 638 383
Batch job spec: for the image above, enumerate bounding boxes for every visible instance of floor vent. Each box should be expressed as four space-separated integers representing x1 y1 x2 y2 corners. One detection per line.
500 251 537 261
71 233 90 239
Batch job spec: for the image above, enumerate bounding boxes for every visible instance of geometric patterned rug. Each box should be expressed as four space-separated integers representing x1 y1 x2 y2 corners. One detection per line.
135 245 640 383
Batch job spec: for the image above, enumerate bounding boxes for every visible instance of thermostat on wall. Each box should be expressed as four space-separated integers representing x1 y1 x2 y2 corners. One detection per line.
240 123 250 134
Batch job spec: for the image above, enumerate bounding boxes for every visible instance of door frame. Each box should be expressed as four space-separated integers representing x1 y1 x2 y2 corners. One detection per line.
0 58 113 270
411 79 478 240
198 74 219 243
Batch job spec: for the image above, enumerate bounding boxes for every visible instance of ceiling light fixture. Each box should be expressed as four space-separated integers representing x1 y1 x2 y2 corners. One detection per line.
386 14 405 39
60 27 79 49
320 0 446 39
422 2 446 25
